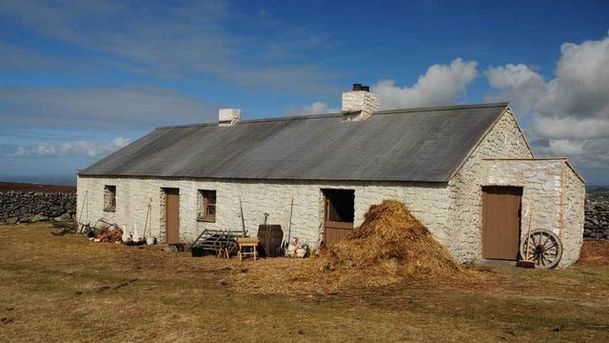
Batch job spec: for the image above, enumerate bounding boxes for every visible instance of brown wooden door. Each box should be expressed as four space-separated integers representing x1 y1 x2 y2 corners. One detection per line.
165 188 180 244
322 189 355 246
482 186 522 260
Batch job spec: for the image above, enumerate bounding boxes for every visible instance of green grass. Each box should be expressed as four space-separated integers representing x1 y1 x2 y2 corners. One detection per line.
1 224 608 342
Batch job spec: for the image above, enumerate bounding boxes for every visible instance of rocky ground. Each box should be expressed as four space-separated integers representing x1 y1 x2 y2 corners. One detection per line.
585 191 609 240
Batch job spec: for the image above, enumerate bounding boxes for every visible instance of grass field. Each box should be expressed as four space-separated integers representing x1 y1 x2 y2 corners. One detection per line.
1 223 609 342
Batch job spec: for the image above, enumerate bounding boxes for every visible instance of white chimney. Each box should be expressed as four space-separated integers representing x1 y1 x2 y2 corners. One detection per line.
218 108 241 126
341 83 380 121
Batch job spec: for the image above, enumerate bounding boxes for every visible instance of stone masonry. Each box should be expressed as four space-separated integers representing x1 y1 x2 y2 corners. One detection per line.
0 191 76 224
77 177 448 249
341 90 381 121
585 192 609 240
447 109 534 263
481 160 585 267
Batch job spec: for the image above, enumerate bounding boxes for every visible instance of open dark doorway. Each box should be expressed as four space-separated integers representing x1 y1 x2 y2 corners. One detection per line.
322 189 355 246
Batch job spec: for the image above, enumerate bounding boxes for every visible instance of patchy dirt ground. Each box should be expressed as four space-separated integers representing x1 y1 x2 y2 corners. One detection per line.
1 223 609 342
579 241 609 266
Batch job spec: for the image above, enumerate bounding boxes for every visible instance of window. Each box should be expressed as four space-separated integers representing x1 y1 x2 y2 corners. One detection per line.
197 190 216 222
103 185 116 212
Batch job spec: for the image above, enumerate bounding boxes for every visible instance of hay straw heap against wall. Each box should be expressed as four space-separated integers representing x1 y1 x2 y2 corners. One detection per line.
232 200 475 295
318 200 464 280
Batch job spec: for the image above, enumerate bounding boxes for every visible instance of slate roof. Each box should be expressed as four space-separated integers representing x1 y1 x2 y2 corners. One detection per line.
79 103 509 182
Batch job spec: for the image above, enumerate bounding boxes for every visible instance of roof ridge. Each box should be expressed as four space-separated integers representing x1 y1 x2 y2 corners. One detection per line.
156 112 342 130
375 102 508 115
155 102 509 130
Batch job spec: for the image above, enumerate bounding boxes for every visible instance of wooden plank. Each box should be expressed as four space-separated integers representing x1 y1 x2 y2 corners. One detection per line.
324 227 352 246
324 220 354 230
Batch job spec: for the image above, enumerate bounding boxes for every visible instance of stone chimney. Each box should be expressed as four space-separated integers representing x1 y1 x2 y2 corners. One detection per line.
218 108 241 126
341 83 380 121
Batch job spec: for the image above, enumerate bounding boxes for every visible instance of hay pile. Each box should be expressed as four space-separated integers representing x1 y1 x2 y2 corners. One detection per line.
231 200 476 295
318 200 465 282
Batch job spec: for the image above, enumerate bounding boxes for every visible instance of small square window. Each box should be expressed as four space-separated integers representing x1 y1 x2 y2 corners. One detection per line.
197 190 216 222
103 185 116 212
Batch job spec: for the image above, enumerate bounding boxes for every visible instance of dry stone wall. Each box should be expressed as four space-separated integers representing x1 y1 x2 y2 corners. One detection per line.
0 191 76 224
585 192 609 240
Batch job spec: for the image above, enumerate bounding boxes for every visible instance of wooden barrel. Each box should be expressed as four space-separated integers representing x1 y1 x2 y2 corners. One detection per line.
257 224 283 257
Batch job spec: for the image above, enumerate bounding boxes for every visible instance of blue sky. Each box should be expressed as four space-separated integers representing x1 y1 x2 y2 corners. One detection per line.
1 0 608 185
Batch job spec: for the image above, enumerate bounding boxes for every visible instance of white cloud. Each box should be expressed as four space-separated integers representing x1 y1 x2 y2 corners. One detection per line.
287 59 478 116
14 137 130 158
487 64 546 114
533 116 609 140
486 34 609 174
372 58 478 109
286 101 338 116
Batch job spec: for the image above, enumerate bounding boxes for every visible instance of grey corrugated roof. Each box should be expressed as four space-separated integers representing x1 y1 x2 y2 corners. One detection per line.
79 102 508 182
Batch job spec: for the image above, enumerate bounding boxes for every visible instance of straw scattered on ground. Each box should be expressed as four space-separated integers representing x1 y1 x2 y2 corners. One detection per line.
231 200 482 295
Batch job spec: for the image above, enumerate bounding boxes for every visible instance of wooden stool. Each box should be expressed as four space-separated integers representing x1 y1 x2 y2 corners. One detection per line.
237 237 259 261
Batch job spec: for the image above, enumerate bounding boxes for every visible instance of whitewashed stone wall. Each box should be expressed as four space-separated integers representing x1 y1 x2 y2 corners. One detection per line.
448 108 584 267
482 160 584 267
77 177 450 249
563 164 586 265
341 91 381 121
447 109 534 262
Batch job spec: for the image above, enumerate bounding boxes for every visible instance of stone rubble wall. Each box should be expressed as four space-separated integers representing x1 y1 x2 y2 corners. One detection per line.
585 192 609 240
447 109 534 263
77 176 450 250
481 159 585 267
562 164 586 264
0 191 76 224
445 107 585 268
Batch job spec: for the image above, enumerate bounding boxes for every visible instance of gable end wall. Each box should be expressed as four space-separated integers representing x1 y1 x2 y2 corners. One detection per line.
447 109 534 262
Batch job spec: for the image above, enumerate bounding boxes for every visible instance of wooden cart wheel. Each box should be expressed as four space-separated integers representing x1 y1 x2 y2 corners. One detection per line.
520 229 563 269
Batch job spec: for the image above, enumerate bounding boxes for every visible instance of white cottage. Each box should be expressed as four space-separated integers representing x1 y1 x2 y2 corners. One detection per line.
77 84 585 267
